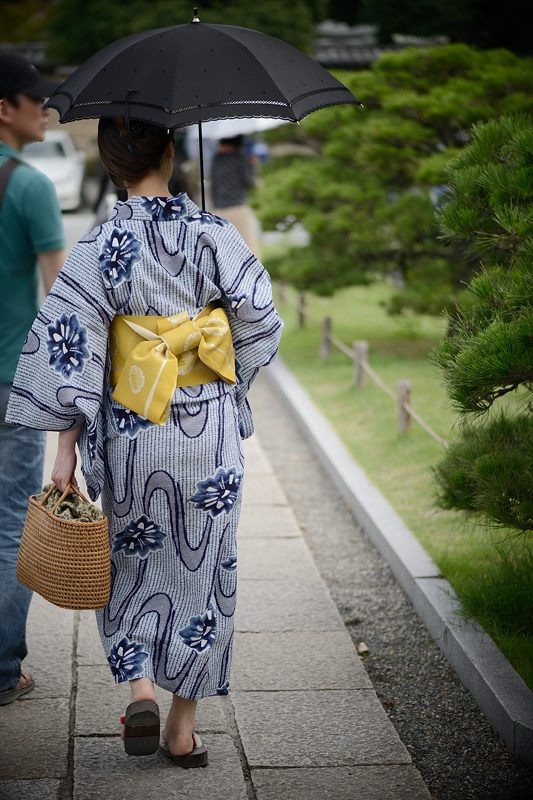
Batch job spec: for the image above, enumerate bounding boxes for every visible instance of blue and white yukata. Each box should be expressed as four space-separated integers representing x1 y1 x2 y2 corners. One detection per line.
6 194 283 699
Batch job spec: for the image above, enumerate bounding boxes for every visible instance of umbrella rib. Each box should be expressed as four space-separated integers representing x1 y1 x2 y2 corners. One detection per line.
295 96 363 122
290 86 361 106
52 25 179 104
193 24 301 114
170 99 292 115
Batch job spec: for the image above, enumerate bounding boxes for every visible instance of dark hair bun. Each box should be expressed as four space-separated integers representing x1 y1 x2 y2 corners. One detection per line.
97 117 173 190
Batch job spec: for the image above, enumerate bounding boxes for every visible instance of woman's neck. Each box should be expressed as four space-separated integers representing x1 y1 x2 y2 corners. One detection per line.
127 173 170 199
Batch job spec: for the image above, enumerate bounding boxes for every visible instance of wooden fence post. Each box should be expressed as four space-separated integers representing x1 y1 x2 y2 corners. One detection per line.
353 340 368 387
320 317 332 359
397 380 411 433
297 291 306 328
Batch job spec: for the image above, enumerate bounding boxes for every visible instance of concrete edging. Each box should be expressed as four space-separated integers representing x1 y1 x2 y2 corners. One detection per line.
265 356 533 765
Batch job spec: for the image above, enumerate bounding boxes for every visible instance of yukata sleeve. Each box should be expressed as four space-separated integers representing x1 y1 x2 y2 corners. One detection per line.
5 231 116 500
211 222 284 438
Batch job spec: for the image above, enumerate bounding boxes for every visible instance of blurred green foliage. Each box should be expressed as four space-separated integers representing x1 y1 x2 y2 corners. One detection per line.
44 0 318 62
431 114 533 533
254 45 533 314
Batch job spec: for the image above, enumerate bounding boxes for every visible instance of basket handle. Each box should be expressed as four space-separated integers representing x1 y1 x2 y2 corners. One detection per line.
40 484 59 505
48 482 90 514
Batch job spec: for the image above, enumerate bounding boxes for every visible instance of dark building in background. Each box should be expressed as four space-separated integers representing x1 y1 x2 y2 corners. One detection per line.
314 20 447 69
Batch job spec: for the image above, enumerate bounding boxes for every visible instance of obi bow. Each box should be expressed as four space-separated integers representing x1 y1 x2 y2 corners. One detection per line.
109 305 236 424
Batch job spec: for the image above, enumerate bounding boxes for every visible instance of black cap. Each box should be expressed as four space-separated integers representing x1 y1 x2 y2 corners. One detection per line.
0 52 59 99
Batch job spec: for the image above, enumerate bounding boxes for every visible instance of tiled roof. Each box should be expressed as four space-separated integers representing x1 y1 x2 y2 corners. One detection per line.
314 21 448 68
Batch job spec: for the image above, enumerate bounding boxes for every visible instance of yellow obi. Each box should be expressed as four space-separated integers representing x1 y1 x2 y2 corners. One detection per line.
109 304 236 425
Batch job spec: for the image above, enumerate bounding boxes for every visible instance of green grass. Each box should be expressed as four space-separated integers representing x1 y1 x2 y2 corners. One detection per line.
273 280 533 689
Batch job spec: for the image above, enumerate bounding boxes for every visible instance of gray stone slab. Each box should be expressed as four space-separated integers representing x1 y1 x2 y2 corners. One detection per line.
76 611 102 666
242 474 288 506
251 765 431 799
73 734 247 799
0 699 70 779
238 538 322 581
21 595 73 700
242 432 262 453
75 666 226 736
266 360 440 589
232 689 411 767
237 504 301 538
232 631 372 690
236 579 344 632
242 437 272 474
0 779 60 800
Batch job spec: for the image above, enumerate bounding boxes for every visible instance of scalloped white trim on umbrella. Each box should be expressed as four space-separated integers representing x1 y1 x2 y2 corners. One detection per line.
184 116 289 141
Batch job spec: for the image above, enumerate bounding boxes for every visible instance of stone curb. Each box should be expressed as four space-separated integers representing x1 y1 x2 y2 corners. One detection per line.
265 356 533 766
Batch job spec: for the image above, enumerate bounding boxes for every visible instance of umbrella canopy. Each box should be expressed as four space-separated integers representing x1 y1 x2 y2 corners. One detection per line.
47 15 362 208
47 20 361 129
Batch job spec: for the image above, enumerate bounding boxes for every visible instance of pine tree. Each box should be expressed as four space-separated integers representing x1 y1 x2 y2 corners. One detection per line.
255 45 533 314
431 114 533 533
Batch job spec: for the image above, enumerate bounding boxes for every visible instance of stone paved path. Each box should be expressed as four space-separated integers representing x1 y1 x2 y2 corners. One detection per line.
0 404 431 800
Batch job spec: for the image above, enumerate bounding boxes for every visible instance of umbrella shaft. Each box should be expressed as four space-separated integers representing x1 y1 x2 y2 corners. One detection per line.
198 120 206 210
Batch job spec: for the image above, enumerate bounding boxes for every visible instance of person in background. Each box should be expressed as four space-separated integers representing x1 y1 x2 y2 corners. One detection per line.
211 134 262 258
0 52 65 706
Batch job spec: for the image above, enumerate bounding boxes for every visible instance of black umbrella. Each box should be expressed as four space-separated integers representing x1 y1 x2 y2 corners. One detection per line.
48 9 362 208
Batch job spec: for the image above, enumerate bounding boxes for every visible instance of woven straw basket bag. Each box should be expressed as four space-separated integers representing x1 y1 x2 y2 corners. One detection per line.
17 483 110 610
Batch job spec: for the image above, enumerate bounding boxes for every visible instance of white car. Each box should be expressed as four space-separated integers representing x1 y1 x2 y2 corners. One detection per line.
23 131 86 212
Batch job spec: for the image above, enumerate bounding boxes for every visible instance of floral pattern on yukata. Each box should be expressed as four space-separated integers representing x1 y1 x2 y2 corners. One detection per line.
108 637 149 682
99 227 141 288
184 210 229 227
46 313 90 379
190 466 242 517
216 679 230 695
227 293 248 312
112 515 167 558
87 417 98 462
111 402 155 438
179 605 217 653
222 555 237 571
141 195 188 220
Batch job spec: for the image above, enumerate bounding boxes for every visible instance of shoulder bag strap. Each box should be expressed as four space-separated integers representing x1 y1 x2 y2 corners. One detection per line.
0 158 21 210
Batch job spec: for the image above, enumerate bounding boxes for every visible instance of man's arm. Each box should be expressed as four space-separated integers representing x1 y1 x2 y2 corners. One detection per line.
38 248 65 294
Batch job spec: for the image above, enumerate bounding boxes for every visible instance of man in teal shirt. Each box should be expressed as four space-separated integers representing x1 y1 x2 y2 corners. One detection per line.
0 53 65 705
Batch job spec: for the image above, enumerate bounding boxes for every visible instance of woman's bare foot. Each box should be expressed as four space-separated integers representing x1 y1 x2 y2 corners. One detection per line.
130 677 156 703
163 694 199 755
119 678 157 739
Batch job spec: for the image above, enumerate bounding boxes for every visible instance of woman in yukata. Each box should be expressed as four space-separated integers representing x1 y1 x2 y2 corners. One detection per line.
6 117 283 768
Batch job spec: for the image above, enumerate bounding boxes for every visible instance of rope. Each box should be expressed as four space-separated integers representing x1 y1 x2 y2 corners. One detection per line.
403 401 449 449
276 285 449 449
329 332 353 358
360 360 397 402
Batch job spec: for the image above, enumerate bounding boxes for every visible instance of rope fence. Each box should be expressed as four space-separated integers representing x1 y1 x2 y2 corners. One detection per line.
276 285 449 449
